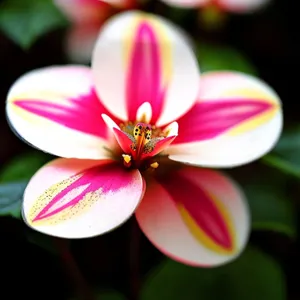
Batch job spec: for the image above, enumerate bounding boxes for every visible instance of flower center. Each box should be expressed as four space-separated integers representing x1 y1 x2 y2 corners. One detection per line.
102 103 178 172
118 121 176 170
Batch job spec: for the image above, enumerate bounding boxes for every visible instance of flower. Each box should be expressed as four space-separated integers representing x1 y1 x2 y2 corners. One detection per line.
54 0 136 62
6 11 282 267
104 0 270 14
55 0 269 63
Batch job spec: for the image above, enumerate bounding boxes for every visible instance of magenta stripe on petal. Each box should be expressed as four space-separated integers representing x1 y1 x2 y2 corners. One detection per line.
160 171 233 250
126 22 166 123
174 99 274 144
14 89 114 139
32 163 133 222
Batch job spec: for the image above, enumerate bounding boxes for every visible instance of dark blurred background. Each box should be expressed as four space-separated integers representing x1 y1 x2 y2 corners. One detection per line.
0 0 298 299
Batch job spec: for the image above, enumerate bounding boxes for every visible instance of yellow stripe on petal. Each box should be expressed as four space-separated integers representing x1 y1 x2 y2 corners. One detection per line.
229 104 279 136
123 13 172 87
223 87 278 104
177 192 236 255
10 90 75 125
221 87 280 136
28 174 101 226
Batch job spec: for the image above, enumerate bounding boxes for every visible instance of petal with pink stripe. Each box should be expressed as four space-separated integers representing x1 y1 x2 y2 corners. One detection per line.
135 166 249 267
23 158 145 238
6 66 117 159
92 11 200 126
166 71 282 167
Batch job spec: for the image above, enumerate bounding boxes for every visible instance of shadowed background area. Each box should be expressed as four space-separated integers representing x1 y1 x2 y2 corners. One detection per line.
0 0 299 299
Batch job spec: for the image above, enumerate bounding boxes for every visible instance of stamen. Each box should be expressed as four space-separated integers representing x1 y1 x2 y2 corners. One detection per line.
122 154 132 168
132 123 152 158
101 113 177 168
150 162 159 169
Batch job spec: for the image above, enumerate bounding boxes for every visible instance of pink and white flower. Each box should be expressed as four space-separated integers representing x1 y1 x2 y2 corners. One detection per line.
56 0 270 62
6 11 282 267
160 0 270 13
102 0 270 13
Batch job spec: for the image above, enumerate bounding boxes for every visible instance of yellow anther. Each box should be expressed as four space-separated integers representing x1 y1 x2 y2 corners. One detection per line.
150 162 159 169
133 123 152 144
122 154 131 164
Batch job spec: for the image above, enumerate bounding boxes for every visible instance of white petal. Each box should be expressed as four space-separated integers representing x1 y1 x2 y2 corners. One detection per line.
92 11 200 126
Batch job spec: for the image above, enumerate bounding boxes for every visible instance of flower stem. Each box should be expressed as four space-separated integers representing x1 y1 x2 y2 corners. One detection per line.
54 238 96 300
129 218 141 300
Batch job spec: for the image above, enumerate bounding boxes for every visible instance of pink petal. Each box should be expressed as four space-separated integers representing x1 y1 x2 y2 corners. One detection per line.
54 0 110 23
125 21 166 124
92 11 200 126
166 71 282 167
136 166 249 267
6 66 119 159
101 0 136 8
23 158 145 238
218 0 271 13
65 22 104 63
161 0 210 8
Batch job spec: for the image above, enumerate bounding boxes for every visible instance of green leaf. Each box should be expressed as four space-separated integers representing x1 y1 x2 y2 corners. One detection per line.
69 291 126 300
261 126 300 178
0 181 27 218
142 247 286 300
26 231 60 255
0 0 67 49
244 176 296 237
261 154 300 179
0 151 51 182
228 166 297 238
196 43 257 75
96 292 126 300
0 151 51 218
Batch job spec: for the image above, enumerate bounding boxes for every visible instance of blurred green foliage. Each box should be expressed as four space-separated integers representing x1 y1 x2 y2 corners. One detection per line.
196 42 257 75
263 126 300 179
0 151 52 182
232 166 297 238
142 247 286 300
0 2 295 299
0 151 51 217
0 0 67 48
0 181 27 218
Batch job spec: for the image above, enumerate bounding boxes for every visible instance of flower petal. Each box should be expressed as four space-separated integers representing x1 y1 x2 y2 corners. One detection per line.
92 11 200 126
65 22 104 63
6 66 118 159
136 166 249 267
23 158 145 238
101 0 135 8
166 71 282 167
218 0 270 13
54 0 110 23
161 0 210 8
